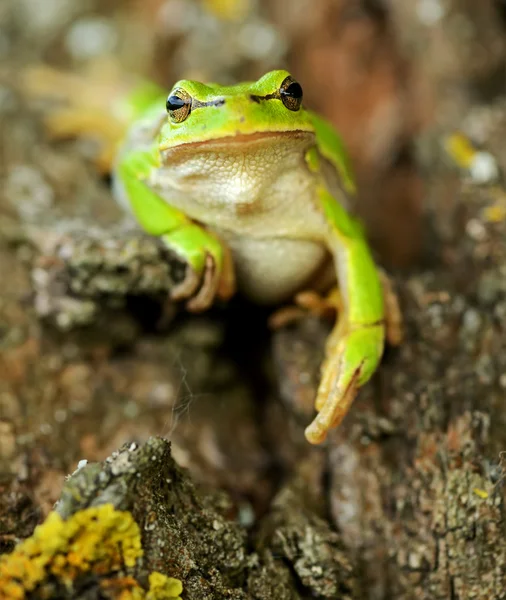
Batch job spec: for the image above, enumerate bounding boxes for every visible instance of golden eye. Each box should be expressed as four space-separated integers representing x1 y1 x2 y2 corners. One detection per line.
166 88 191 123
279 76 303 111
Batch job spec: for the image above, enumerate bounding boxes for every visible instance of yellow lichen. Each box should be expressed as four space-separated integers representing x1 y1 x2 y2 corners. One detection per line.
444 132 476 170
0 504 182 600
202 0 250 20
472 487 489 499
483 201 506 223
146 572 183 599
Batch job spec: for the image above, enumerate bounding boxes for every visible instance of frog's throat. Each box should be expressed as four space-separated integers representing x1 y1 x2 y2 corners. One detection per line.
159 130 314 154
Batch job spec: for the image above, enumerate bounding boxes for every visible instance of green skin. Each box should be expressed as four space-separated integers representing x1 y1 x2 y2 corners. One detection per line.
114 70 386 445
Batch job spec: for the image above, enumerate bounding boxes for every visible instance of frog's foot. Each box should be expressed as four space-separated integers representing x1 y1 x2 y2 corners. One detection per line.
379 270 403 346
268 287 342 329
304 320 384 444
22 61 164 174
44 108 125 173
22 63 128 173
22 64 91 104
162 224 235 312
272 275 402 342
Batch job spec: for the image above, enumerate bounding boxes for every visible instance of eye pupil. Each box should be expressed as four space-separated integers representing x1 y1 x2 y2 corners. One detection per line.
279 76 303 111
282 82 303 100
166 95 186 111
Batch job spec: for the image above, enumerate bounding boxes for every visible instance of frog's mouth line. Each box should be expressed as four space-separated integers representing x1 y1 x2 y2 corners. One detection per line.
160 130 314 153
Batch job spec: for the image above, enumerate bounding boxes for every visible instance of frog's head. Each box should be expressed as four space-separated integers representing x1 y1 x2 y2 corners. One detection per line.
158 70 314 154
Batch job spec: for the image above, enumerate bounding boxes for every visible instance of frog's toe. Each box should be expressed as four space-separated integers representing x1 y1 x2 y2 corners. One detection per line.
379 271 403 346
166 230 235 313
169 252 218 313
185 254 220 312
170 266 201 303
186 248 235 311
268 287 342 329
305 324 384 445
216 243 236 302
305 355 362 444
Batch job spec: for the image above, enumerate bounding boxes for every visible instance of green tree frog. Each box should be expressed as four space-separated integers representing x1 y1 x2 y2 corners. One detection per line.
114 70 402 445
25 66 400 445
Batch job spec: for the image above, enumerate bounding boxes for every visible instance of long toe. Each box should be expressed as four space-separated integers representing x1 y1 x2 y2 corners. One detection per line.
186 254 220 312
170 267 201 301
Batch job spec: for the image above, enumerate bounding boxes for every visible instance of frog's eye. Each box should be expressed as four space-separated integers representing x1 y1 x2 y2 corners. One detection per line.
279 76 303 111
166 88 192 123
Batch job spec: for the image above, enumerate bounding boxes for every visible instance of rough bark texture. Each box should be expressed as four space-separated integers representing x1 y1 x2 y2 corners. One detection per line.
2 0 506 599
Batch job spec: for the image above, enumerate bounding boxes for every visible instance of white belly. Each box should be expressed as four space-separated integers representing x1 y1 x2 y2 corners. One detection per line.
217 230 328 303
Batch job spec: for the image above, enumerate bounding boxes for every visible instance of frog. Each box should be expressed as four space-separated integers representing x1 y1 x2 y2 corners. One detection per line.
23 66 402 444
112 69 402 445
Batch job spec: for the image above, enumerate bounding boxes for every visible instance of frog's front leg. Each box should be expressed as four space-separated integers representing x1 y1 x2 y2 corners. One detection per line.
305 186 387 444
117 147 235 311
22 63 167 173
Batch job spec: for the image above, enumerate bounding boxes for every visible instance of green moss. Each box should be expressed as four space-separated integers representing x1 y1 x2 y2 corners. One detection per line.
0 504 182 600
